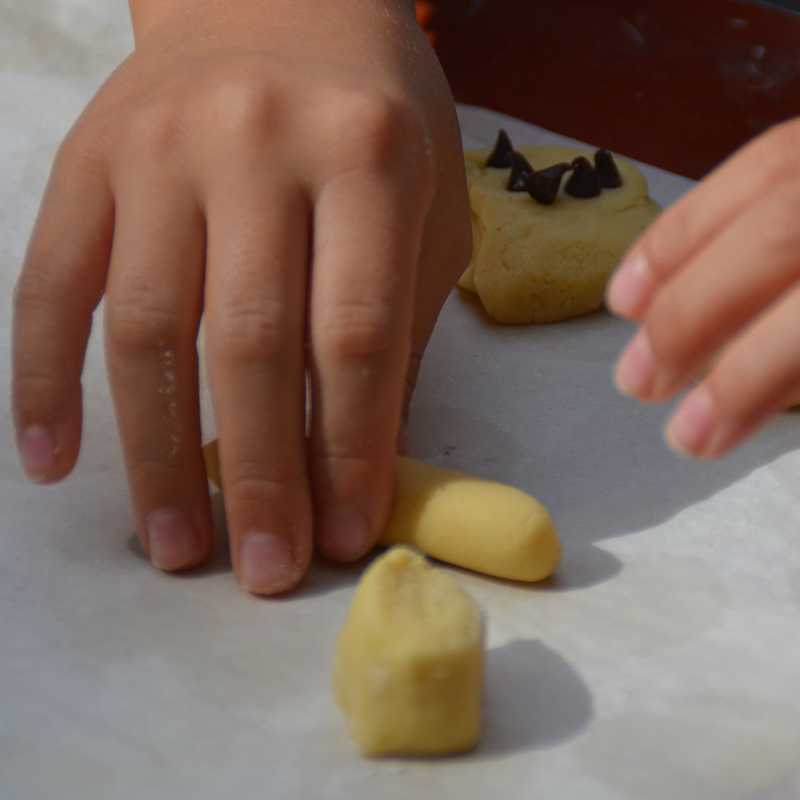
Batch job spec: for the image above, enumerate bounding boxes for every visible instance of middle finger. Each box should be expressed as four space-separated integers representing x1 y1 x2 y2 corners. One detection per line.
204 167 311 596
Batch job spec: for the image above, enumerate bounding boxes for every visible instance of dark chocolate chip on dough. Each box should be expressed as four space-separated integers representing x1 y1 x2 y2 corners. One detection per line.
486 129 514 168
506 151 535 191
524 162 573 204
565 157 602 197
595 149 623 188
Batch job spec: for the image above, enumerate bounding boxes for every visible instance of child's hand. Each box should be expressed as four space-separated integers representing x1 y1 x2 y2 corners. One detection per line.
11 0 471 594
606 118 800 459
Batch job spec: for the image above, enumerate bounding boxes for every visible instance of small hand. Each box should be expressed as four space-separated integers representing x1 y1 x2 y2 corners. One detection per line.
607 118 800 458
12 0 471 594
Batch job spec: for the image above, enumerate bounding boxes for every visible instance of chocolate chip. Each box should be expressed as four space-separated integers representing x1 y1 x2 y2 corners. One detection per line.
524 162 573 204
506 151 535 191
486 129 513 168
595 149 623 188
565 157 602 197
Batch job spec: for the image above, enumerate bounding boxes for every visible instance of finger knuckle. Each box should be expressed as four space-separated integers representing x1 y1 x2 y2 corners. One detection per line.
314 450 380 483
14 268 68 314
207 71 284 144
316 299 398 362
106 285 183 358
328 88 430 177
55 127 110 185
221 465 299 509
125 102 187 163
210 297 292 366
14 368 77 405
341 89 402 143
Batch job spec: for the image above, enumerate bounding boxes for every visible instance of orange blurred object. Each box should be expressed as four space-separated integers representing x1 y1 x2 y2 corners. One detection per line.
415 0 438 45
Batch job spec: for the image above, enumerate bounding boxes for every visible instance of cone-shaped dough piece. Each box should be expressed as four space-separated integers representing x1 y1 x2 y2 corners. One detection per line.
333 545 484 756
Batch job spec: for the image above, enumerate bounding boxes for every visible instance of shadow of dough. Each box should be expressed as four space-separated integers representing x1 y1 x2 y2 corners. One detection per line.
409 313 800 554
536 542 622 592
476 639 593 757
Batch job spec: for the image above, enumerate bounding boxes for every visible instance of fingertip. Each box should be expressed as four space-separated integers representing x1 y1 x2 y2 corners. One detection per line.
17 425 59 483
664 386 717 458
16 422 81 484
316 509 374 562
146 508 208 571
614 331 656 399
237 532 306 596
606 252 653 319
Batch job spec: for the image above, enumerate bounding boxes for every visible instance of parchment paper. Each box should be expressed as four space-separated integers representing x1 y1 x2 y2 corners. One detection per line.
3 4 800 799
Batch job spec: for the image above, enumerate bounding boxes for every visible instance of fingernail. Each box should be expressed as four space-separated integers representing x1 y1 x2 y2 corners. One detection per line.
666 386 716 457
239 532 300 595
615 331 656 398
319 510 372 562
18 425 58 482
607 253 652 317
147 509 200 570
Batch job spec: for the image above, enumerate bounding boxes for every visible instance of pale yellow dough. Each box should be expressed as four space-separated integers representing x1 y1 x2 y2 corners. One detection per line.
380 455 560 582
460 145 661 324
203 439 223 488
333 545 484 756
202 442 561 583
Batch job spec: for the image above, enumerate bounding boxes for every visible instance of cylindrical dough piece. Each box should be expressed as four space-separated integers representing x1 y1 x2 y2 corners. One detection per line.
203 439 222 488
379 456 560 582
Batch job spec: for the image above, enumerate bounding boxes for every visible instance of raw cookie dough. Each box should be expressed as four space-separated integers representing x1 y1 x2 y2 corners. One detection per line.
202 442 561 583
460 144 661 324
333 545 484 756
203 439 223 488
380 455 560 582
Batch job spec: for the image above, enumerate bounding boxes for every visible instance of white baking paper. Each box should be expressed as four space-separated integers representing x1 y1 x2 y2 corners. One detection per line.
3 4 800 799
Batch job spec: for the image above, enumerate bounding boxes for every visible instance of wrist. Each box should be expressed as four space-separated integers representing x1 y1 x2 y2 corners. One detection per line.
128 0 206 44
128 0 418 48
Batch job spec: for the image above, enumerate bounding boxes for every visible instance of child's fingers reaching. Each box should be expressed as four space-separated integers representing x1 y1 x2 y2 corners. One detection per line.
665 282 800 459
607 116 800 460
607 117 800 320
614 175 800 404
